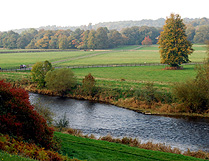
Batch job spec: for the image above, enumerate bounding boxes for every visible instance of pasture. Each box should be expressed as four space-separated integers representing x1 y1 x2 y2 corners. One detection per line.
0 51 103 69
0 44 207 90
0 44 207 69
55 45 207 67
72 65 197 90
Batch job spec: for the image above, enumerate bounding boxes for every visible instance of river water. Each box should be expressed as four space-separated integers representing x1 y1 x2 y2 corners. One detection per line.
29 93 209 152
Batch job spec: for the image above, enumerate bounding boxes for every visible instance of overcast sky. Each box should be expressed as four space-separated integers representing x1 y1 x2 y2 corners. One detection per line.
1 0 208 32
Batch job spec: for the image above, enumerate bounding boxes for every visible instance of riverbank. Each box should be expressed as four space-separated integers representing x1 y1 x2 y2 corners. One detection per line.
22 82 209 119
55 132 207 161
1 132 207 161
2 80 209 160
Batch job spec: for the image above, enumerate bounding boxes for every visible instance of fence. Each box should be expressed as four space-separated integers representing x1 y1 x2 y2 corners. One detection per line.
0 62 203 72
0 49 78 54
66 62 203 69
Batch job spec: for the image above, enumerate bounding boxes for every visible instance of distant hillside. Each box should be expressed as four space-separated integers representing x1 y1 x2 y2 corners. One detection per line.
11 17 209 34
92 18 165 30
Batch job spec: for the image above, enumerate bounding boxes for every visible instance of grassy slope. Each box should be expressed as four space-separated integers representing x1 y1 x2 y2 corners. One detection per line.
0 151 36 161
55 132 205 161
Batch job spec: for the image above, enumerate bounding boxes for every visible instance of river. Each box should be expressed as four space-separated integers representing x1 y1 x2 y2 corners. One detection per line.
29 93 209 152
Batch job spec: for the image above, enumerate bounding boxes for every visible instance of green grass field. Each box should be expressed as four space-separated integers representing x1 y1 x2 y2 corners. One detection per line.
72 65 196 83
0 51 103 68
0 64 199 90
56 45 207 67
55 132 205 161
0 44 207 69
71 65 197 90
0 44 207 90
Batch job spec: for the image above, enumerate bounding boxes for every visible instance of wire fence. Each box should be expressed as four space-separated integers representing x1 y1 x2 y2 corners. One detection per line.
0 62 203 72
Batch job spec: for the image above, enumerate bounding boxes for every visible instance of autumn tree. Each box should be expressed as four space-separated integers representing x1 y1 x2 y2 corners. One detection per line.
78 30 89 49
35 35 50 49
87 30 96 50
141 36 152 45
81 73 96 96
158 14 193 67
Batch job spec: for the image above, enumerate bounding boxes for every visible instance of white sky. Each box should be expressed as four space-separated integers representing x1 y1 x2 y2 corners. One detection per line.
1 0 208 32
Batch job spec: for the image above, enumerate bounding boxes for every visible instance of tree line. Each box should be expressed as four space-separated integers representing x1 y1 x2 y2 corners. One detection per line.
0 26 161 50
0 21 208 50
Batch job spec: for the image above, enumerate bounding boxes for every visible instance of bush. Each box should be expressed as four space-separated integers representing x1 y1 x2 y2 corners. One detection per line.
0 80 54 149
173 54 209 113
31 60 54 88
45 68 76 96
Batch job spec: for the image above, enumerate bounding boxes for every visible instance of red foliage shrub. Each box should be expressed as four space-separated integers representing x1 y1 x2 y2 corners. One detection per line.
0 80 54 149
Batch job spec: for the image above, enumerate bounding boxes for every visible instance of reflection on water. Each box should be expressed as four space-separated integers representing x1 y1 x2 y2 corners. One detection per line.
29 93 209 152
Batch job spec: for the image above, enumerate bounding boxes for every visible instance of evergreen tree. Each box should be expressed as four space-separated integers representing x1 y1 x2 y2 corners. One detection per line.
158 14 193 67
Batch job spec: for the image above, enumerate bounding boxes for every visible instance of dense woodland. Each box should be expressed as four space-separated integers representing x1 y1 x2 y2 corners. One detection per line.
0 17 208 50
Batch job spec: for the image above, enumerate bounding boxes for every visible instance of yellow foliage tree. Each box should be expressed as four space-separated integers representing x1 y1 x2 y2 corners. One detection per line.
158 14 194 67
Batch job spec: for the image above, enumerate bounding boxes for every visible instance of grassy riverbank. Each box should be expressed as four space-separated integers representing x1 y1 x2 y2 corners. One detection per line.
1 132 208 161
55 132 206 161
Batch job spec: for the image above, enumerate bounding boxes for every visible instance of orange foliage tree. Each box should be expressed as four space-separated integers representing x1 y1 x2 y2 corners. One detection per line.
141 36 152 45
